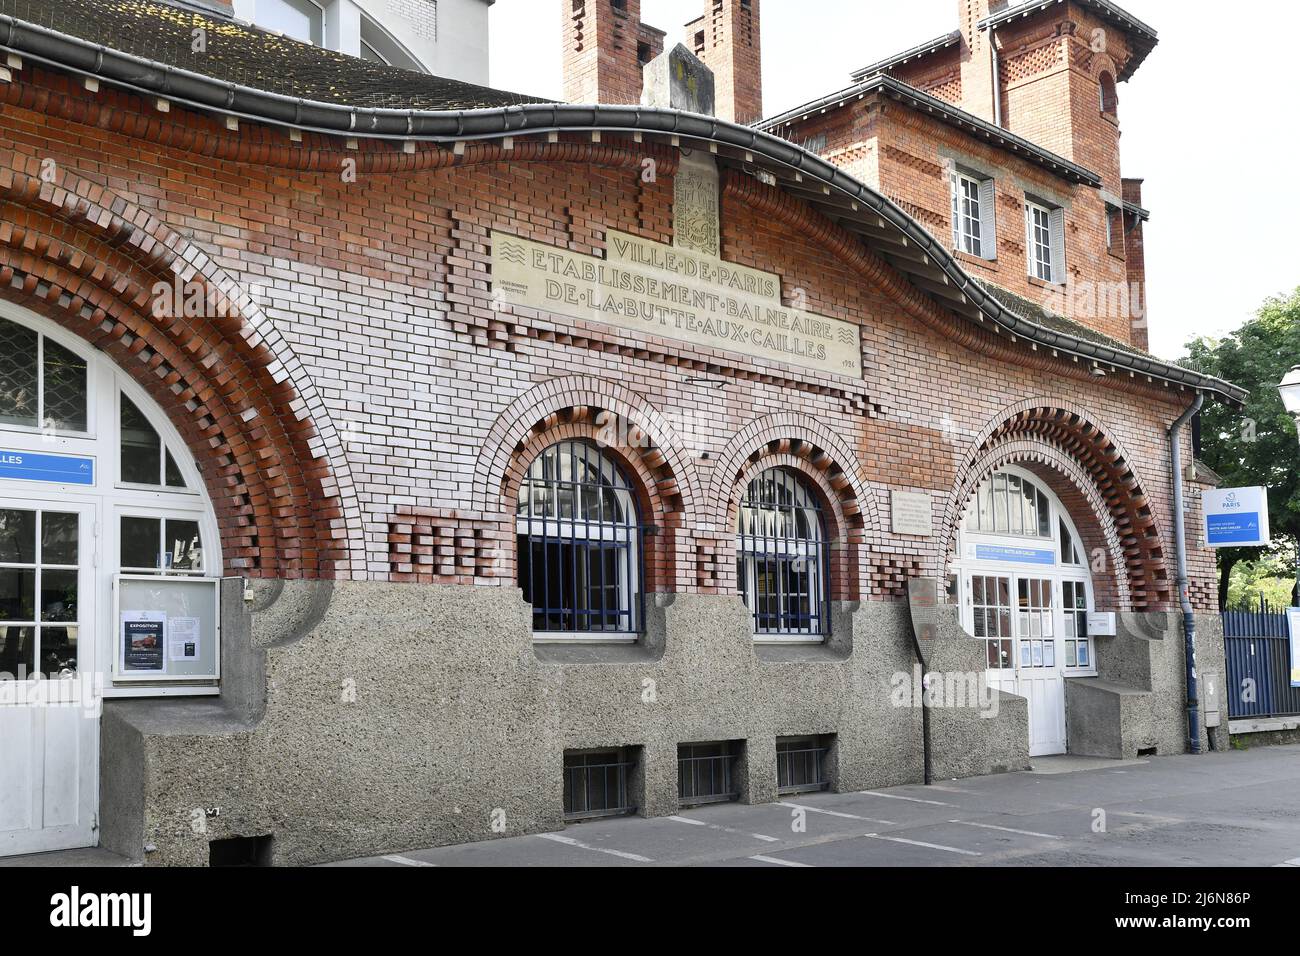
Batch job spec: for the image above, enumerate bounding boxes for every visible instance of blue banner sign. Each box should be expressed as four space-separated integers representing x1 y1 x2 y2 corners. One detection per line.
0 450 95 485
975 544 1056 566
1205 513 1262 545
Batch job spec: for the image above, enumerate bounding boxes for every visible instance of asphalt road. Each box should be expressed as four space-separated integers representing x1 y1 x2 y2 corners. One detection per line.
328 746 1300 868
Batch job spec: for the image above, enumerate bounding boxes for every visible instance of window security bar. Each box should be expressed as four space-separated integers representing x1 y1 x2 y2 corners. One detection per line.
517 441 645 637
563 756 636 821
738 467 830 638
678 753 741 806
776 746 829 795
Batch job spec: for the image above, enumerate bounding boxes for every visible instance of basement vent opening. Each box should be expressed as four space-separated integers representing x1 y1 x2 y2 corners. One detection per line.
1138 747 1158 757
209 834 275 867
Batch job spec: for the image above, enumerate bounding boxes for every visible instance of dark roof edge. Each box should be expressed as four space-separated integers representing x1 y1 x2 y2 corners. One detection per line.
0 13 1243 407
978 0 1157 81
1122 199 1150 222
849 30 961 81
756 74 1103 188
979 0 1157 41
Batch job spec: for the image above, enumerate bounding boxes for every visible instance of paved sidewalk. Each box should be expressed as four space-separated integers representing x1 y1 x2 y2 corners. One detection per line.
328 746 1300 868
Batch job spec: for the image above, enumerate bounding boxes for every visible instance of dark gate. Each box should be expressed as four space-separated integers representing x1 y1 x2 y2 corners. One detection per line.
1222 600 1299 721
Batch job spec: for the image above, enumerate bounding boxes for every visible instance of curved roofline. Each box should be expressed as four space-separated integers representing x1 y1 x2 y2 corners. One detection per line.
0 12 1242 407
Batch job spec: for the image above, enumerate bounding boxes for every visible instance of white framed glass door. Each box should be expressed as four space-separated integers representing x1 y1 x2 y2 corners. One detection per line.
0 497 99 856
1015 575 1065 756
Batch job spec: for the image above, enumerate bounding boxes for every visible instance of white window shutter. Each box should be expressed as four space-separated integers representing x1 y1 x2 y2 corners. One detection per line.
1049 207 1066 283
1024 204 1034 278
978 178 997 259
950 173 961 250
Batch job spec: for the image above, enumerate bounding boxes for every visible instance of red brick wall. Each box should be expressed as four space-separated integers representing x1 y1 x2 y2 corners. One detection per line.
1122 178 1150 352
0 66 1217 610
563 0 648 106
689 0 763 125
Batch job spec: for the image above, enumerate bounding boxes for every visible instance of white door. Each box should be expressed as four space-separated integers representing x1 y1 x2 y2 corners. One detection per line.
0 500 99 856
1013 576 1065 756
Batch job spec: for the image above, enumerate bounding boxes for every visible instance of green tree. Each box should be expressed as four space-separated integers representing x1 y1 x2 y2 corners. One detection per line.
1225 554 1295 611
1182 288 1300 609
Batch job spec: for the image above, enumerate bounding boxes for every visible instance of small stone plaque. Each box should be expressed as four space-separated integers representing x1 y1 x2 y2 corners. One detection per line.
891 491 934 537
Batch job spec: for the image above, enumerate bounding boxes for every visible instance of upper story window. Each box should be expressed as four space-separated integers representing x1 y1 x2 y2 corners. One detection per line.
1105 203 1125 257
516 441 642 640
359 15 425 71
737 467 829 641
950 171 997 260
1025 198 1066 284
1099 72 1118 116
252 0 325 45
0 318 88 435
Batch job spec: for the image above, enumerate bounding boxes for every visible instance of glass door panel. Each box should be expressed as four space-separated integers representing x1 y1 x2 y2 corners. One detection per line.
1015 577 1056 672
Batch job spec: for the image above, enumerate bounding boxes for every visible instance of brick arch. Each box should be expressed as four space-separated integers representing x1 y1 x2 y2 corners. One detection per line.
708 413 881 534
471 375 703 521
710 414 880 602
940 400 1172 610
502 417 682 593
0 150 363 578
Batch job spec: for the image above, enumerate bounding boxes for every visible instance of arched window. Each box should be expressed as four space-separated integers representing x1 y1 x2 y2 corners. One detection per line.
516 441 642 640
955 467 1095 675
737 467 829 640
1099 72 1118 115
0 307 218 686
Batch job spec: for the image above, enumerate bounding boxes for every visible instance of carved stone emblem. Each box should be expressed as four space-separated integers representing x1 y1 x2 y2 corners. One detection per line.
674 151 720 259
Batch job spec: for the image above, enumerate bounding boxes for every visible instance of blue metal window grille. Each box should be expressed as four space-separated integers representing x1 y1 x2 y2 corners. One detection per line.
678 742 741 807
517 440 643 637
563 750 636 821
737 467 829 638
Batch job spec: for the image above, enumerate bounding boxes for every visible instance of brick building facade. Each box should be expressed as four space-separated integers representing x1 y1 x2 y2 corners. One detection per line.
0 0 1244 865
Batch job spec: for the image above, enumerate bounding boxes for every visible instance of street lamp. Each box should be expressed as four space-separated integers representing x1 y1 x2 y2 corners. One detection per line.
1281 365 1300 438
1280 365 1300 607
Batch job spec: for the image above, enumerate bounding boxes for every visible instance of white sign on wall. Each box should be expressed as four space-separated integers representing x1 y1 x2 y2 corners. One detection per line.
1203 486 1271 548
1289 607 1300 689
891 491 934 537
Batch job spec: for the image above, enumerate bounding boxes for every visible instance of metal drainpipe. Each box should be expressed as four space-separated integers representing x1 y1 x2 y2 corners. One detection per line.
991 30 1003 128
1170 393 1205 754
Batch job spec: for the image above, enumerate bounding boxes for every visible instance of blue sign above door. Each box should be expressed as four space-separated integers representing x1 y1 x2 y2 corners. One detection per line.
0 450 95 485
975 544 1056 566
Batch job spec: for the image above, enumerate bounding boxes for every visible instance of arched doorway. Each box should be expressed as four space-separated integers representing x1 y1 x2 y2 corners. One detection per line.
0 302 219 856
949 465 1095 756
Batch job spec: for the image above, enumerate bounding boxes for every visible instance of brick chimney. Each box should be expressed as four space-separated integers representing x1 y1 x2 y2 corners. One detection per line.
685 0 763 125
563 0 665 106
958 0 1009 123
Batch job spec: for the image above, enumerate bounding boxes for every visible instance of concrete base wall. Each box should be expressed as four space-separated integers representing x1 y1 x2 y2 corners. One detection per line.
100 580 1196 865
1065 611 1227 759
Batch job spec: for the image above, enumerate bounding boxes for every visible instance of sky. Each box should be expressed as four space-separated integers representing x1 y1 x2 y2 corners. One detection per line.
488 0 1300 361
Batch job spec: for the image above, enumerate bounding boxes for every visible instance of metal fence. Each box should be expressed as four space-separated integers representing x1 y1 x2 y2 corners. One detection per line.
1222 600 1300 721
